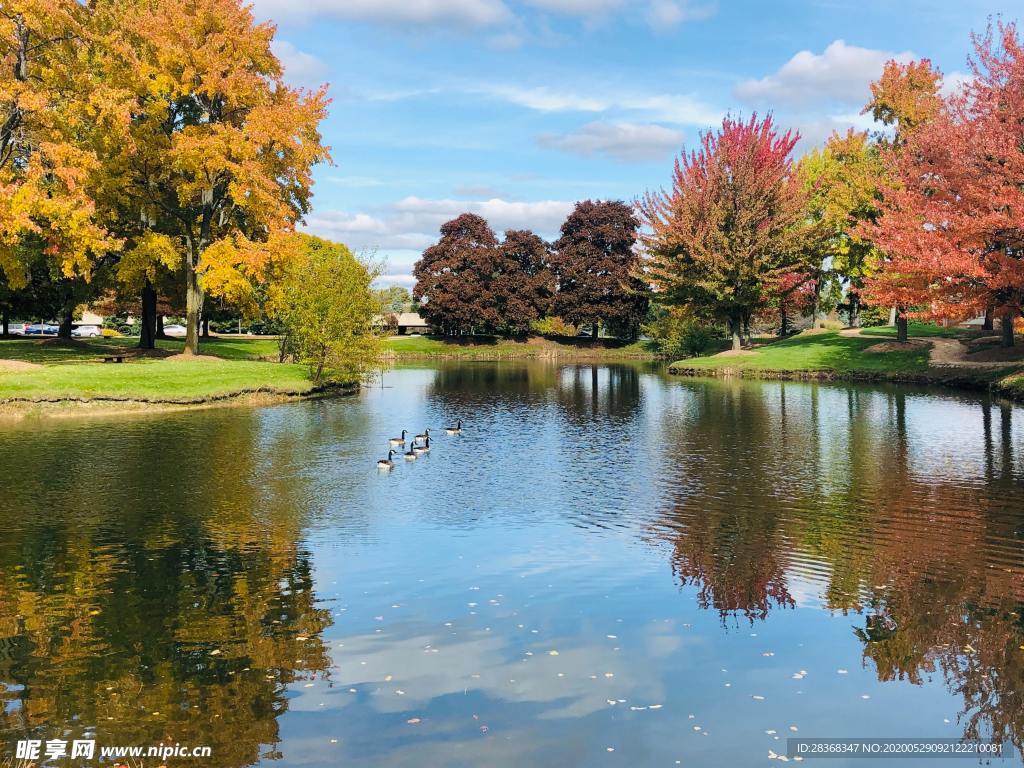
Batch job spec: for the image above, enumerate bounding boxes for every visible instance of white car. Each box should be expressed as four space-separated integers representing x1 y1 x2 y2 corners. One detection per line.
163 324 188 337
71 325 102 338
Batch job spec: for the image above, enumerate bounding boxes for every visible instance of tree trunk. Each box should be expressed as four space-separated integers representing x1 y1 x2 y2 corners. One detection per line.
742 312 751 345
779 302 789 338
896 311 908 343
888 306 897 327
591 323 599 340
1000 314 1014 348
729 315 742 351
156 314 165 338
849 294 860 328
983 306 994 331
1 306 8 338
184 244 204 355
201 316 210 338
138 280 157 350
57 303 74 339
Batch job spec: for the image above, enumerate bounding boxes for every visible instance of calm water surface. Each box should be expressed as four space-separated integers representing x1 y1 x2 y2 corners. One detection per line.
1 361 1023 767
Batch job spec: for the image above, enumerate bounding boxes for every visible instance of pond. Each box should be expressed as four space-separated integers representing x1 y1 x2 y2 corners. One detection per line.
1 361 1023 767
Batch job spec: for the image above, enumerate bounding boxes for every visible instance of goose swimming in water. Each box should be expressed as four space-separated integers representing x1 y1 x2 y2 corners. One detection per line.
413 436 431 454
445 420 462 435
403 444 418 460
414 428 430 443
389 429 407 446
377 450 395 470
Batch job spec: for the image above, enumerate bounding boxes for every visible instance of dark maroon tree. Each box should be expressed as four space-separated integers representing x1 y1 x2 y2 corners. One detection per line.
492 229 556 335
413 215 555 335
551 200 649 339
413 213 500 335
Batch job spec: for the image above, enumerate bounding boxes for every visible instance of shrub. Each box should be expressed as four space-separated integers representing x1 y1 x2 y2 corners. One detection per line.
271 234 383 384
645 309 718 358
100 328 122 337
531 316 577 337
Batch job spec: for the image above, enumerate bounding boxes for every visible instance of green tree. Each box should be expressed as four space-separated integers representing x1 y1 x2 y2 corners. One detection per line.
273 234 382 384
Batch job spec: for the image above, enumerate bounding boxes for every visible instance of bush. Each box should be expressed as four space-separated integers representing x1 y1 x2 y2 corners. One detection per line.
645 310 718 358
821 318 845 331
100 327 123 337
271 234 383 383
531 316 577 337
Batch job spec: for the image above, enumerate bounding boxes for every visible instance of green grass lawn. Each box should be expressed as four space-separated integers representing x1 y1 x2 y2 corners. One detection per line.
0 335 280 364
385 334 658 358
672 331 932 374
860 322 971 339
0 336 309 403
0 358 312 401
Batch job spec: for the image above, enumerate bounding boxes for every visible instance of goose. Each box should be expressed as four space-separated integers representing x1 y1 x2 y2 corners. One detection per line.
403 444 418 460
445 420 462 435
413 436 431 454
389 429 408 446
377 450 395 471
414 428 430 443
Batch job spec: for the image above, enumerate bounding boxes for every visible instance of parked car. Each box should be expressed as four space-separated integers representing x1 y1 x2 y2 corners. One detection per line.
163 324 188 337
71 325 102 338
5 323 27 336
25 323 58 335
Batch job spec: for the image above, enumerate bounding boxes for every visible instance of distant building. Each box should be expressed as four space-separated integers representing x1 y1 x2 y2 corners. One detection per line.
394 312 431 335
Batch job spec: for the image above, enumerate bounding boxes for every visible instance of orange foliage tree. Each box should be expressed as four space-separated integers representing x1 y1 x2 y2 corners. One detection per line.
865 23 1024 346
88 0 329 354
0 1 118 309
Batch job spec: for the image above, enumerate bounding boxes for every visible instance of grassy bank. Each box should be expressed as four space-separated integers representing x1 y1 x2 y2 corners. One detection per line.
0 337 319 413
668 329 1022 396
671 331 932 375
385 334 659 359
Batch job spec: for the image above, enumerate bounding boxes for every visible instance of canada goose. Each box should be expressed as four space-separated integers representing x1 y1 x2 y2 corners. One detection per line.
414 428 430 443
389 429 407 446
377 450 395 470
403 444 418 460
413 436 431 454
445 420 462 435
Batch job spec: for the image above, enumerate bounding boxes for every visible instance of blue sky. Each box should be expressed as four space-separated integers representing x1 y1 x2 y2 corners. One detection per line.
249 0 1012 288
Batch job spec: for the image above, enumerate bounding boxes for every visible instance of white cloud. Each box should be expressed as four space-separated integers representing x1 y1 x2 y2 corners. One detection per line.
539 121 683 162
524 0 624 15
473 84 720 126
252 0 510 27
305 196 576 253
646 0 717 28
480 85 609 113
735 40 915 109
940 70 972 98
270 40 328 89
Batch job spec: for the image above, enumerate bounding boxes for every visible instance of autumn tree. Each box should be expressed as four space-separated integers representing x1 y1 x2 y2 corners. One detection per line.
641 115 808 350
494 228 555 334
865 23 1024 347
1 1 120 335
863 58 944 145
87 0 328 355
413 214 554 335
550 200 648 340
798 129 887 328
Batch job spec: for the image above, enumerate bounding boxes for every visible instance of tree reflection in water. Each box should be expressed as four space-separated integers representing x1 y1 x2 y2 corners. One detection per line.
656 381 1024 750
0 415 332 768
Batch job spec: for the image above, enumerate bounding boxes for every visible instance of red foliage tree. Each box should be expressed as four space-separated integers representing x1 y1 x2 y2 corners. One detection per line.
865 23 1024 346
413 214 554 335
640 114 808 350
550 200 648 339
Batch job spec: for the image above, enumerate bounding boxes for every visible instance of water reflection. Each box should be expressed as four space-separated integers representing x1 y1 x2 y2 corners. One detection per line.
0 364 1022 766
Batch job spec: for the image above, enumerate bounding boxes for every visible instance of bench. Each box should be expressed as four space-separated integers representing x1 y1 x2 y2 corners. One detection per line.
102 355 125 364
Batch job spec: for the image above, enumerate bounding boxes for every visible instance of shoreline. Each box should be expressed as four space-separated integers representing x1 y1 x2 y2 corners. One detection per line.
667 364 1024 402
0 382 358 421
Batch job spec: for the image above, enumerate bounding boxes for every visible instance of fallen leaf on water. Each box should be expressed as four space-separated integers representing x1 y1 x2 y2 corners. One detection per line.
407 718 421 724
752 695 766 701
649 704 663 710
837 669 848 674
548 650 559 656
385 675 393 682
